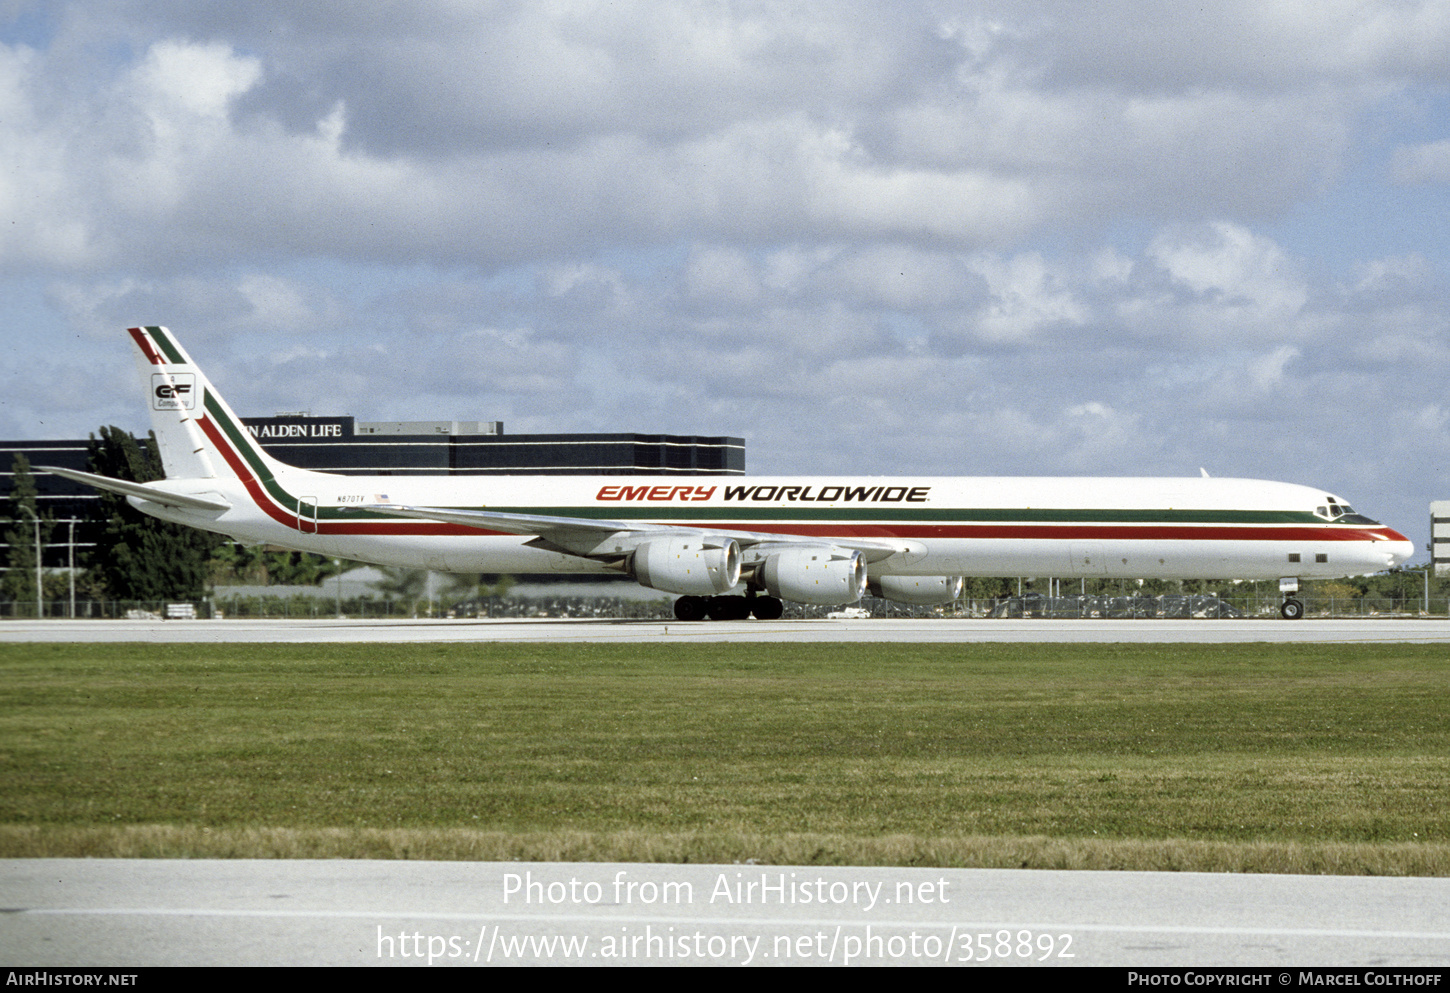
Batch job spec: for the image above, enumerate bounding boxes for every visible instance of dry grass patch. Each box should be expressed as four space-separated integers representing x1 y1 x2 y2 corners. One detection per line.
3 825 1447 875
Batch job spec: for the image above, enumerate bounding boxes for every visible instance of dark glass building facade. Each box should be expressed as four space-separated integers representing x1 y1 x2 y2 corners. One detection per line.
240 416 745 476
2 418 745 566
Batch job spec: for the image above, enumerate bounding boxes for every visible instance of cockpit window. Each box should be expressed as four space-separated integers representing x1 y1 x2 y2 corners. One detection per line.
1315 502 1378 525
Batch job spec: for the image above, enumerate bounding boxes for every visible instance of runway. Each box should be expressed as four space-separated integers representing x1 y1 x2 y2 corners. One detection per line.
3 859 1447 967
2 616 1449 643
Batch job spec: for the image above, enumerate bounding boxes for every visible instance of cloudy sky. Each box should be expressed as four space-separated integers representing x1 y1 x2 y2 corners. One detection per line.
2 1 1448 559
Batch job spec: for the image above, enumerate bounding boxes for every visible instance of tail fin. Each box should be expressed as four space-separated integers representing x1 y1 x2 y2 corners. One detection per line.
127 326 290 485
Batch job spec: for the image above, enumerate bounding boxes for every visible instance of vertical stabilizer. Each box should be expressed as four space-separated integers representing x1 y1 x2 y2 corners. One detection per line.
126 326 288 484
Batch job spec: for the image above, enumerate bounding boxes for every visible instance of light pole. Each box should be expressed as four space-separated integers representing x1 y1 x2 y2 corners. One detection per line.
33 513 40 618
65 518 76 618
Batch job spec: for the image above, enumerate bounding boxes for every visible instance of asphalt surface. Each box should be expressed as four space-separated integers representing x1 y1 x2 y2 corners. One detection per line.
3 859 1448 967
3 616 1450 642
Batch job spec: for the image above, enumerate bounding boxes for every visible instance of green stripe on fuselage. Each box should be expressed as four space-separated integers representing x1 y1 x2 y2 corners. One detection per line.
525 506 1320 524
203 390 297 512
311 503 1323 525
193 394 1328 528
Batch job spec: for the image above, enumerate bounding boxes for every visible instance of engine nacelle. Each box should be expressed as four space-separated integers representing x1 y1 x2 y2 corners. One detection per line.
632 537 741 596
868 575 964 605
760 546 867 605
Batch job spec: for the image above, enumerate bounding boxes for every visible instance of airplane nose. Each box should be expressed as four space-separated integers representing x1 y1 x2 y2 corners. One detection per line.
1380 529 1416 569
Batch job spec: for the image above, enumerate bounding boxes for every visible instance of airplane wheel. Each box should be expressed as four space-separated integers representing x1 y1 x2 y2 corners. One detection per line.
673 596 708 621
706 595 750 620
750 596 784 620
1280 598 1304 620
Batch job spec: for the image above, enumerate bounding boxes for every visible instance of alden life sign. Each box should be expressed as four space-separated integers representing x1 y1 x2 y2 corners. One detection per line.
247 422 346 439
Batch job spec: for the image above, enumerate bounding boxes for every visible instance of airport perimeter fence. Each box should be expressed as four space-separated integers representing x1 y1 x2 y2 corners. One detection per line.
970 593 1442 620
0 594 678 621
1 593 1447 620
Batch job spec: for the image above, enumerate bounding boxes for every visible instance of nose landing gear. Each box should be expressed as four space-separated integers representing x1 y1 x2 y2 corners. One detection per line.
1279 577 1304 620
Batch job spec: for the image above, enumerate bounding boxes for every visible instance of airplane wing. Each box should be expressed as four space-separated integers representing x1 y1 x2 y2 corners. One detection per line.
367 504 657 536
40 466 232 513
365 503 905 561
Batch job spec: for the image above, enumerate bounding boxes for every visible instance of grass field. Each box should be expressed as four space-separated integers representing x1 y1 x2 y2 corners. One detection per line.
1 641 1447 873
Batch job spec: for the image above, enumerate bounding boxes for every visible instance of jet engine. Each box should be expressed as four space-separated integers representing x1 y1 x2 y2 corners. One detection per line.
760 546 867 605
631 537 742 596
868 575 964 605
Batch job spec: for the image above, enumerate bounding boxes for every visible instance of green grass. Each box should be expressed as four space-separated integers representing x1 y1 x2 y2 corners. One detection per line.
1 642 1447 872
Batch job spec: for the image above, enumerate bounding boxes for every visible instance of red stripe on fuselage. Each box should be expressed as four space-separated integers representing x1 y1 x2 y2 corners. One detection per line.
198 413 484 537
198 414 297 530
192 415 1410 546
662 522 1403 543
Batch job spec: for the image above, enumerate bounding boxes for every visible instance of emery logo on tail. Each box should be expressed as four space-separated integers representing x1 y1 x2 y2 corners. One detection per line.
151 374 195 410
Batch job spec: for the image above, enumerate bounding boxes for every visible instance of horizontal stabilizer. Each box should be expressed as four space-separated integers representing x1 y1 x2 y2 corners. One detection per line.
40 466 232 512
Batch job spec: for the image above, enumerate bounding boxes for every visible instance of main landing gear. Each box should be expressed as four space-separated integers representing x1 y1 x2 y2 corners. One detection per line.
1278 576 1303 620
673 592 784 621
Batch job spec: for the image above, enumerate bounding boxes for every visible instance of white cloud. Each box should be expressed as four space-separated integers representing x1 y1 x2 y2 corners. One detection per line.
1143 223 1309 341
1411 404 1450 434
0 43 94 266
132 39 261 120
966 252 1088 344
1150 224 1301 302
0 5 1406 274
1392 139 1450 184
1247 344 1300 389
234 274 324 332
1008 1 1450 88
684 245 760 306
452 326 577 398
1350 254 1438 295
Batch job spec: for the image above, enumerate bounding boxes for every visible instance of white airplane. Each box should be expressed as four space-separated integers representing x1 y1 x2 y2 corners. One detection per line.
46 326 1414 621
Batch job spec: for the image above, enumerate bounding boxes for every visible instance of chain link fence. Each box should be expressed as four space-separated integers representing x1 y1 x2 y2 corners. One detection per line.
2 593 1445 620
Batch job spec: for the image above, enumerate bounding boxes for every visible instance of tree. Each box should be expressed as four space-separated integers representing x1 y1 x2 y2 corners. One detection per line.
442 572 516 602
208 542 269 585
84 426 222 601
208 543 356 588
373 566 429 615
261 549 351 586
3 454 50 612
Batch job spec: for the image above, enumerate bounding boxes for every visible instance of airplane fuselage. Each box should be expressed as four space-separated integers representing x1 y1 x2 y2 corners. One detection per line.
139 466 1411 583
